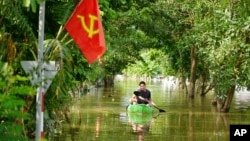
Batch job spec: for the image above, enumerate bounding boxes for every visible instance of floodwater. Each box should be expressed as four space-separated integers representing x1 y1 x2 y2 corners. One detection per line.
48 79 250 141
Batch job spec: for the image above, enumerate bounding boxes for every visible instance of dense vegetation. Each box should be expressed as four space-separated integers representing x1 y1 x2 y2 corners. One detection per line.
0 0 249 140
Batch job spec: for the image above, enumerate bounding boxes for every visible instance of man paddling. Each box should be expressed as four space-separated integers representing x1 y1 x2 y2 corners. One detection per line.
130 81 156 106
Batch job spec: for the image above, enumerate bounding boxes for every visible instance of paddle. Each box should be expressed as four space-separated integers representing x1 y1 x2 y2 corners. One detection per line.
133 91 166 113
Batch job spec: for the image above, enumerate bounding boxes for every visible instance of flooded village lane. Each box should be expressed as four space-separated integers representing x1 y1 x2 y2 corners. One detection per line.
48 80 250 141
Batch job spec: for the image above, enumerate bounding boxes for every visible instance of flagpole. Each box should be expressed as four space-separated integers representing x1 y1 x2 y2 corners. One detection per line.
36 1 45 141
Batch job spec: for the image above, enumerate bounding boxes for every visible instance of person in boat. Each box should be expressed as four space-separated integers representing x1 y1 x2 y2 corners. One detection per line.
130 81 155 106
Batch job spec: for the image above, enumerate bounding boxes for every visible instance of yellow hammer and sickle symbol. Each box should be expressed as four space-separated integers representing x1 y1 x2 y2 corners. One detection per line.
77 14 99 38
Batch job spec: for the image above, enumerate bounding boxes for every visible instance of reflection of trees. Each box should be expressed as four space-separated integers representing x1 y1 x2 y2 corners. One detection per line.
214 113 229 141
63 101 82 141
187 99 230 141
188 99 194 141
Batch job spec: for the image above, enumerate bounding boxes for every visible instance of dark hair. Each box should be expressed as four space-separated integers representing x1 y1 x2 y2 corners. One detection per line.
139 81 146 86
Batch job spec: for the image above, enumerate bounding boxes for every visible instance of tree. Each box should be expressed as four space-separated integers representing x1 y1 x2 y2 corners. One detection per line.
197 0 250 112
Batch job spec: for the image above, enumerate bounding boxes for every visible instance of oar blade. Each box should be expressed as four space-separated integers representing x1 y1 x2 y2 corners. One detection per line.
159 109 166 112
154 106 166 112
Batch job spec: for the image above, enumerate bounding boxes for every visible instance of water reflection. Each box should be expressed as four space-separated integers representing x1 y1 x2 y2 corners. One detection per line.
130 119 152 141
128 112 160 141
95 114 102 138
47 80 250 141
63 100 82 141
214 113 229 140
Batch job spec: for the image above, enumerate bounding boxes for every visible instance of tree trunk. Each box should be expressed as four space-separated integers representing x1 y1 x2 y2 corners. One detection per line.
220 85 235 112
189 45 198 98
220 49 242 113
181 75 188 95
103 74 114 87
180 70 188 95
200 70 213 96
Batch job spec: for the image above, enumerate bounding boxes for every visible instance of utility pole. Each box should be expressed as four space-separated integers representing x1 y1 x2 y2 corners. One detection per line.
36 2 46 140
21 1 58 141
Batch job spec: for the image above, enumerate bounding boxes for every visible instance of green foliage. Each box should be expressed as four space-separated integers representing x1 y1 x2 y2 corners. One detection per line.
108 0 132 11
0 122 27 141
0 2 248 133
123 49 172 76
103 0 176 76
195 0 250 97
105 0 201 80
115 0 249 105
0 0 36 40
0 62 35 140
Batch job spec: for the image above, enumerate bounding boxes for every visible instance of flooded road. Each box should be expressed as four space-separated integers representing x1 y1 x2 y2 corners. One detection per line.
48 80 250 141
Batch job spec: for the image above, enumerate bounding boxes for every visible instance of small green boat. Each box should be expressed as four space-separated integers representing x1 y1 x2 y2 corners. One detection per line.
127 104 153 114
127 104 153 124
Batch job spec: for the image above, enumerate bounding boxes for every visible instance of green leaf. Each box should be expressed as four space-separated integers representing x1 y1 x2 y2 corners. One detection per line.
31 0 37 13
9 86 36 96
22 0 31 7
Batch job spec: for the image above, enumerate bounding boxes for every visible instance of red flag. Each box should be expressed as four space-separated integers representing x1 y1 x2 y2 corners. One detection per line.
65 0 106 64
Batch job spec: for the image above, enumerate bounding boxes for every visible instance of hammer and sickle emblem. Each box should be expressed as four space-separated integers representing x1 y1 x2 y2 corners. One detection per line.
77 14 99 38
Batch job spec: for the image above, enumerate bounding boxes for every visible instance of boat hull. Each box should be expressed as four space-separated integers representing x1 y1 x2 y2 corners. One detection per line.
127 104 153 114
127 104 153 124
